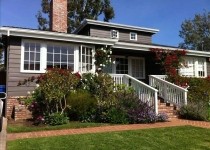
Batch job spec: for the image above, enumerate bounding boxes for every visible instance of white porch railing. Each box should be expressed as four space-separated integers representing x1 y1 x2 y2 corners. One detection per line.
149 75 188 106
110 74 159 114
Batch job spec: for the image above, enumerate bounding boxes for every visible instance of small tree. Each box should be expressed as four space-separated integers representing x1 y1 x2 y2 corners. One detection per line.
36 68 80 115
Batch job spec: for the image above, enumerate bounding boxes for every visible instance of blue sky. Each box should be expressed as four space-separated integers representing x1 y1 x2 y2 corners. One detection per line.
0 0 210 47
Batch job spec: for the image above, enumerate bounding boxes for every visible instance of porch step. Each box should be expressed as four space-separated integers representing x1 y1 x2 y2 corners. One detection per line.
158 99 178 119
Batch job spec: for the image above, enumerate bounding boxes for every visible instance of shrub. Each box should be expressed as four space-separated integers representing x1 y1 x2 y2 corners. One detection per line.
157 113 169 122
81 73 115 102
36 68 80 114
45 112 69 126
128 100 157 123
66 90 97 121
179 101 209 121
107 107 129 124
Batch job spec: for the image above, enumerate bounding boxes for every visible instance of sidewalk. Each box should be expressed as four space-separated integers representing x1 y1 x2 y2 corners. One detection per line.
0 117 7 150
7 119 210 141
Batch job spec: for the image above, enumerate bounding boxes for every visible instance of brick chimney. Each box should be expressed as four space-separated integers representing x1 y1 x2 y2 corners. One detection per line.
50 0 67 33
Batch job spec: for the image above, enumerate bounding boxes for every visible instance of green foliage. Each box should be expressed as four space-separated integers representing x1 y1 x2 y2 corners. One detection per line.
66 90 97 121
37 0 115 32
168 76 210 121
94 45 112 72
45 112 69 126
179 101 209 121
187 77 210 103
179 11 210 51
107 107 128 124
81 73 115 102
37 68 79 114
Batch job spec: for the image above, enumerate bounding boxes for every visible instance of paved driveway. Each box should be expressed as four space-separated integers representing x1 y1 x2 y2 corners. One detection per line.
0 117 7 150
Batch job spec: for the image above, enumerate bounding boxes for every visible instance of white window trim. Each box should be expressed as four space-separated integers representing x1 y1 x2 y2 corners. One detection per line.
79 45 95 73
112 55 145 79
110 30 119 39
21 39 96 74
21 39 46 73
179 56 207 78
130 32 137 41
129 56 145 79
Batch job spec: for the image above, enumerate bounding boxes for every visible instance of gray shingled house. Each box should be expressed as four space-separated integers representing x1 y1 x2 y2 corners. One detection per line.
0 0 210 120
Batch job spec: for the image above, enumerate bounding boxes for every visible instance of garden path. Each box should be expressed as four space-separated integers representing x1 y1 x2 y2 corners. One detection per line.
7 119 210 141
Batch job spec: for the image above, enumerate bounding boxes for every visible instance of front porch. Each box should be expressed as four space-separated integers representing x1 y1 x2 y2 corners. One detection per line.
110 74 188 118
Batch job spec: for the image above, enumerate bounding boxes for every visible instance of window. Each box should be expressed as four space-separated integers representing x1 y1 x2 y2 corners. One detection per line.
130 32 137 41
47 45 74 70
179 57 207 77
113 56 145 79
111 30 119 39
116 58 128 74
23 42 41 71
79 46 94 72
131 58 144 79
21 41 95 73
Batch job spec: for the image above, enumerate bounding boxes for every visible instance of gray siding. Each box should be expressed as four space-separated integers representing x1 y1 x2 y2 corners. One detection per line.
7 37 39 96
90 25 152 44
90 26 110 38
207 61 210 76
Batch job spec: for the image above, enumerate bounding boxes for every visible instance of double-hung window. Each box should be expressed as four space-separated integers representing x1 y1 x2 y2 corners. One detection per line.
179 57 207 77
22 42 41 72
79 46 94 73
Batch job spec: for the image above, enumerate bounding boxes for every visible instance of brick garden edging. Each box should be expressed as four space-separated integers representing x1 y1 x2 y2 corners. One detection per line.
7 119 210 141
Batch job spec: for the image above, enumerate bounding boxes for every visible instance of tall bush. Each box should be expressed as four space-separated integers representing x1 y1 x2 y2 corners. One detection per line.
36 68 80 115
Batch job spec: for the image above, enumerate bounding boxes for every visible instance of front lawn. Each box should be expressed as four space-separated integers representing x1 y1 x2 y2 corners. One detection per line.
8 126 210 150
7 121 109 133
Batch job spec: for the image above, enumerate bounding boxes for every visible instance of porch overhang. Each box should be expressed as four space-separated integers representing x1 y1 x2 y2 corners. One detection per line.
0 27 118 46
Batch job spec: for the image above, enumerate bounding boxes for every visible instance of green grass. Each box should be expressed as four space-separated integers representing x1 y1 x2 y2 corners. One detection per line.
7 121 109 133
8 126 210 150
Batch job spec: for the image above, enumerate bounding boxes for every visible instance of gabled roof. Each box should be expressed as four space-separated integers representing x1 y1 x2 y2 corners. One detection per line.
73 19 159 34
0 26 118 45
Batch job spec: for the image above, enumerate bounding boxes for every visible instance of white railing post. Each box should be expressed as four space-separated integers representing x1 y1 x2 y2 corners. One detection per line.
154 91 158 114
150 75 188 107
111 74 158 114
184 91 187 105
163 82 167 101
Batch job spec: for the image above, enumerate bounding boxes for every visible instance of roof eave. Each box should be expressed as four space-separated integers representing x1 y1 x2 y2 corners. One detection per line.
113 42 210 57
0 27 118 45
74 19 159 34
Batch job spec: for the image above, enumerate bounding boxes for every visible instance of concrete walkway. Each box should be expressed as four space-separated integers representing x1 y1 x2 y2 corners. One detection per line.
0 117 7 150
7 119 210 141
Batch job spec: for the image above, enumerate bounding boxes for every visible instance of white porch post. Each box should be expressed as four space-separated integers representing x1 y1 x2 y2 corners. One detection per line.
154 90 158 114
184 90 187 105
